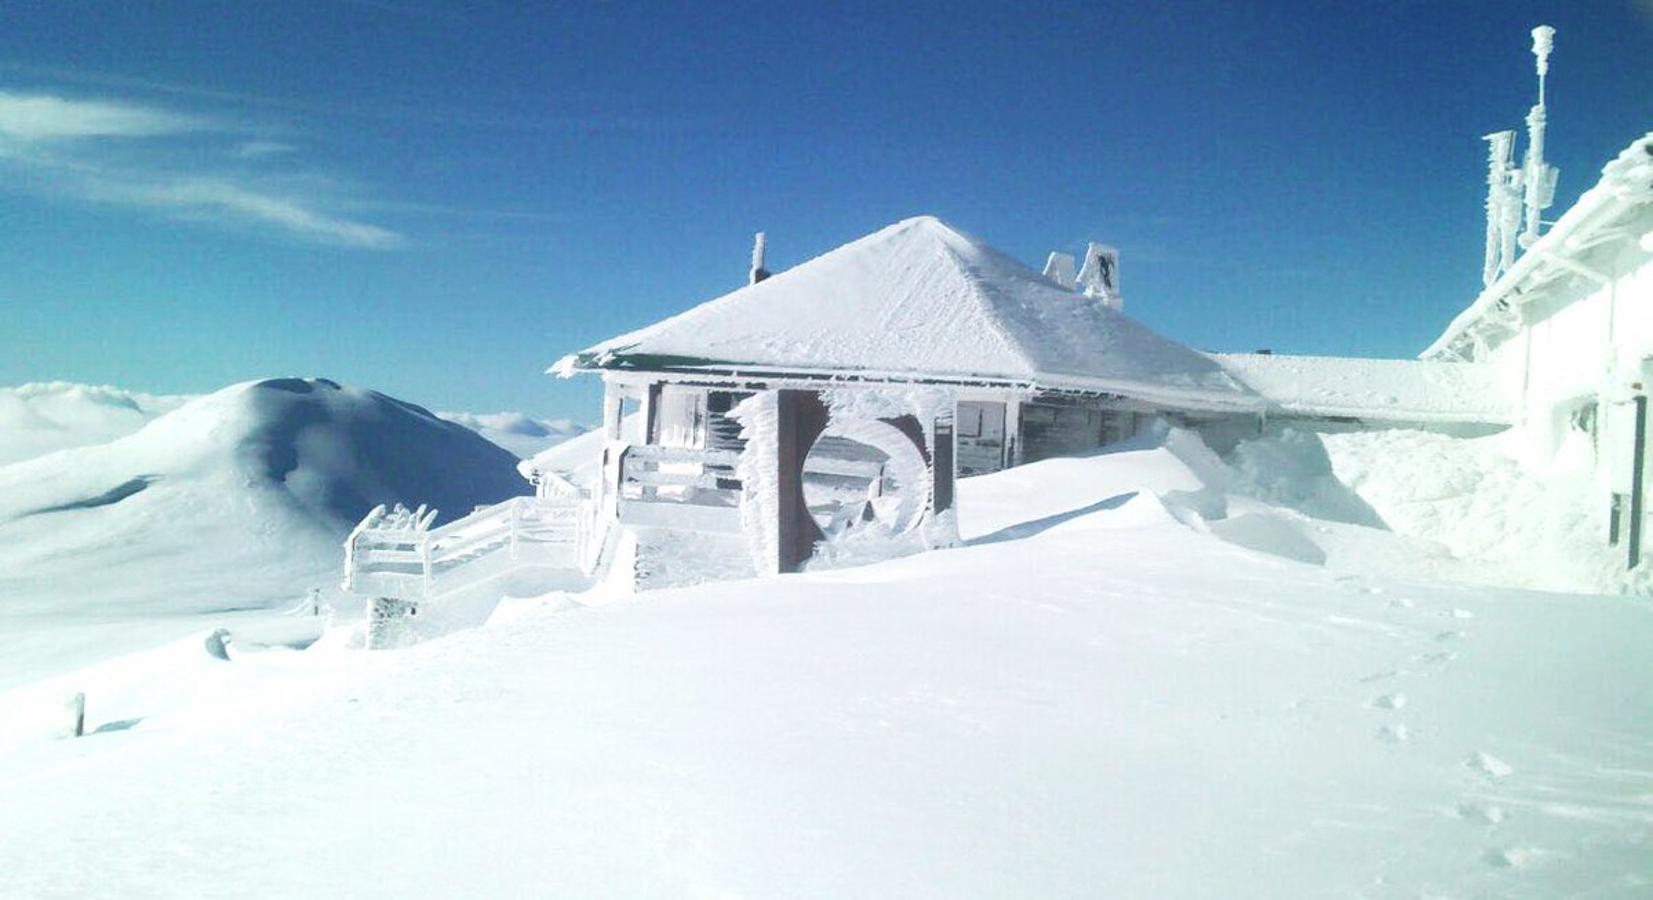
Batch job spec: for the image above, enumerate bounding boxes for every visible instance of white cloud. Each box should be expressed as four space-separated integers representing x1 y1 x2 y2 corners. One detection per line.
0 89 404 248
89 177 405 249
234 140 296 159
0 91 202 141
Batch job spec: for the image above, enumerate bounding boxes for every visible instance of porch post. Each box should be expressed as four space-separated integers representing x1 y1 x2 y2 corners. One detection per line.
774 389 829 573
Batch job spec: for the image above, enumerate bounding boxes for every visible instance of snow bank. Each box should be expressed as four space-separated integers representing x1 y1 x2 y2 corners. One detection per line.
1227 426 1632 594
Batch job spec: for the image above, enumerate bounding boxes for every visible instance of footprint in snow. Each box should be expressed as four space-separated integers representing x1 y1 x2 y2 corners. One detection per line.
1376 723 1410 744
1387 597 1415 610
1466 751 1514 780
1482 846 1539 869
1372 692 1407 710
1435 630 1465 642
1456 801 1507 825
1420 650 1457 665
1360 669 1401 683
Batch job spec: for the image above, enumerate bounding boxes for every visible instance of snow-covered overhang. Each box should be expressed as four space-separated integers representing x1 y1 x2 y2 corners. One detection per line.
549 352 1268 416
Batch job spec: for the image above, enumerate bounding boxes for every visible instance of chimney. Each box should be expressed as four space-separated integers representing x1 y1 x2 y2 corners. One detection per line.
749 232 770 285
1042 252 1077 289
1076 242 1122 312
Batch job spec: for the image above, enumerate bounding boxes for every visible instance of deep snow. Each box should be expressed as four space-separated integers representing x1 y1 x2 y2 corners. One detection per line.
1 431 1649 898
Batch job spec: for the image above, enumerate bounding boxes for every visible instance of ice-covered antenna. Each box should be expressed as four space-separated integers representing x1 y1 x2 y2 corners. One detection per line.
749 232 770 285
1518 25 1559 248
1481 129 1519 287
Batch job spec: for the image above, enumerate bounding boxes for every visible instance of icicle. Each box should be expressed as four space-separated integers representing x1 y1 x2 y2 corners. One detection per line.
1481 130 1520 287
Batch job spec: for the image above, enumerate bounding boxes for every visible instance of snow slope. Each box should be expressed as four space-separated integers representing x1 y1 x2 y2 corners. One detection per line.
2 436 1648 898
437 410 587 459
0 382 190 465
0 378 528 688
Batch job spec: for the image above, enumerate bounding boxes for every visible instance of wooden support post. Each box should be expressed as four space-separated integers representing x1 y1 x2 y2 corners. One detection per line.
932 414 955 515
69 692 85 738
774 389 829 574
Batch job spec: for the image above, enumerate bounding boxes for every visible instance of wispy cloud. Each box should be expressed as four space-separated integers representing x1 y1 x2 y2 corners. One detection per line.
87 177 404 249
0 91 204 141
0 89 404 249
0 62 692 135
234 139 296 159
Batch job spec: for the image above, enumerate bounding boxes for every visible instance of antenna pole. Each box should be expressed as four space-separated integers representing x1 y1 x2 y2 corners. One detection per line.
1519 25 1557 248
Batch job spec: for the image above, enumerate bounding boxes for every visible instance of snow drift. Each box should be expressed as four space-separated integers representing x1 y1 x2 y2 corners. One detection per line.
0 378 527 686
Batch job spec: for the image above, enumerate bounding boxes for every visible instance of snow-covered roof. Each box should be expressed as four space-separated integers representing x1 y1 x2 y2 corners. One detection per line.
1211 353 1514 425
555 216 1261 412
1423 132 1653 361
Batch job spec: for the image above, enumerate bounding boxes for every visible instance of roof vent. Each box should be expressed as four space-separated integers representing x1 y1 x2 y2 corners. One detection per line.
749 232 770 285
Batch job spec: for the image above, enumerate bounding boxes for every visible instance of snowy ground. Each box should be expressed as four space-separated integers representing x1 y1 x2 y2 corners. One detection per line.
2 436 1649 898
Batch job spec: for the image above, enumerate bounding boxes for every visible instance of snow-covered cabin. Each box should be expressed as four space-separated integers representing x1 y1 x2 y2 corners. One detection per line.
550 216 1262 579
1423 132 1653 564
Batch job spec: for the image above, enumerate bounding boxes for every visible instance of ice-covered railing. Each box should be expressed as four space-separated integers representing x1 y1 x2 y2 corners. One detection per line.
344 494 583 599
615 444 744 533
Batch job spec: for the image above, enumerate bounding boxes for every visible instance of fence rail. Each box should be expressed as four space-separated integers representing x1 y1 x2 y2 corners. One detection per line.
344 494 585 598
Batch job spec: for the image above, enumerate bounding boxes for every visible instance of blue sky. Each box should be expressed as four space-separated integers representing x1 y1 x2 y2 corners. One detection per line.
2 1 1650 421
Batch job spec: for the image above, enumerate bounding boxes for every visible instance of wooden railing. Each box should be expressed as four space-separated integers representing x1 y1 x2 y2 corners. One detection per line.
615 444 744 532
343 494 584 599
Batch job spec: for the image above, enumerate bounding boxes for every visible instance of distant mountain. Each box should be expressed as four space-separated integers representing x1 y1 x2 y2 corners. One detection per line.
437 410 588 459
0 382 191 465
0 378 529 685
